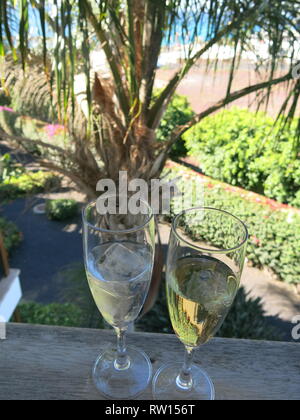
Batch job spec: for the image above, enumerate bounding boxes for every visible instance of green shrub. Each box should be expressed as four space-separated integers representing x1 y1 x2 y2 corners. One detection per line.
183 108 300 206
8 171 60 193
165 166 300 284
291 190 300 208
0 183 20 202
46 199 79 221
17 302 86 327
0 153 24 182
157 93 195 158
0 171 61 202
0 217 22 253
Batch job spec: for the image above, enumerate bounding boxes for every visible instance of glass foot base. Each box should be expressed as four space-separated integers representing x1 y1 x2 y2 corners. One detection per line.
152 362 215 400
92 345 152 399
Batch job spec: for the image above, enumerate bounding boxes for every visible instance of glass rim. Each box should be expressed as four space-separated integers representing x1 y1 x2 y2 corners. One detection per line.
82 197 154 234
172 206 249 254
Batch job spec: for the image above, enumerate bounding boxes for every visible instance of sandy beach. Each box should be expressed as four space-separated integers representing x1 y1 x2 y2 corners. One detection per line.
156 59 299 118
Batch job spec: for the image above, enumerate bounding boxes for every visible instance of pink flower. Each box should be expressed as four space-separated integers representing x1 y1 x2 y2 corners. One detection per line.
251 236 261 246
0 106 14 113
44 124 65 138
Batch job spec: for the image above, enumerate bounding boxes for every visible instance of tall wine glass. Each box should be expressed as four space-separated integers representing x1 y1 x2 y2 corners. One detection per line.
83 196 155 399
153 207 248 400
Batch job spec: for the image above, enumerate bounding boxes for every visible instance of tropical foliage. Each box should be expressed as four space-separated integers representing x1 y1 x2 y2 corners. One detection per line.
183 108 300 207
0 152 24 182
0 1 299 198
0 167 61 202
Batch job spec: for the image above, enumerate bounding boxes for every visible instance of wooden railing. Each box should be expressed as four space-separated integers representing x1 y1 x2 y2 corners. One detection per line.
0 323 299 400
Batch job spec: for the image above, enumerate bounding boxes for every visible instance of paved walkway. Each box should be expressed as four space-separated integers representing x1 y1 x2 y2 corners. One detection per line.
1 197 83 303
240 266 300 341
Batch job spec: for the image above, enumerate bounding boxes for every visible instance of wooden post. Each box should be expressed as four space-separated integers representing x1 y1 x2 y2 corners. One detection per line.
0 233 10 278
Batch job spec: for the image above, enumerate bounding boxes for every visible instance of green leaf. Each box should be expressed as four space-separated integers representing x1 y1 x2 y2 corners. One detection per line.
19 0 29 70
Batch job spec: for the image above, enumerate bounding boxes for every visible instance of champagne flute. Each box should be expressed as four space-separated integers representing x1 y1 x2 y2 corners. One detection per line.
153 207 248 400
82 196 155 399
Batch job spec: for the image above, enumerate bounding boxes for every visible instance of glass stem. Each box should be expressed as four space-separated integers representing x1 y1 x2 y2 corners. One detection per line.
176 346 195 391
114 328 130 371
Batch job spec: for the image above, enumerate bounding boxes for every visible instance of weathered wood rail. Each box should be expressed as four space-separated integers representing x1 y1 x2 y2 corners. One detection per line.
0 323 299 400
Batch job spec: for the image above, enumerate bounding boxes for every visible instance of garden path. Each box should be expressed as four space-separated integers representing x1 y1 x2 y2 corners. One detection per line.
1 196 83 303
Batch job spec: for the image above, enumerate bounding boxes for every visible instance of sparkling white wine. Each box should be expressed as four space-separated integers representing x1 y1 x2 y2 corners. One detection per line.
86 242 152 328
167 255 238 348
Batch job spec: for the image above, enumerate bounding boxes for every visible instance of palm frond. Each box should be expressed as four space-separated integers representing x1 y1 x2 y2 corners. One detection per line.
0 0 299 184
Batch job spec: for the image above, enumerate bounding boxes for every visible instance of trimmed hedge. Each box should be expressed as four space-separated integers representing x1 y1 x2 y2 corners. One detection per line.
183 108 300 207
17 302 86 328
166 166 300 285
46 199 79 221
